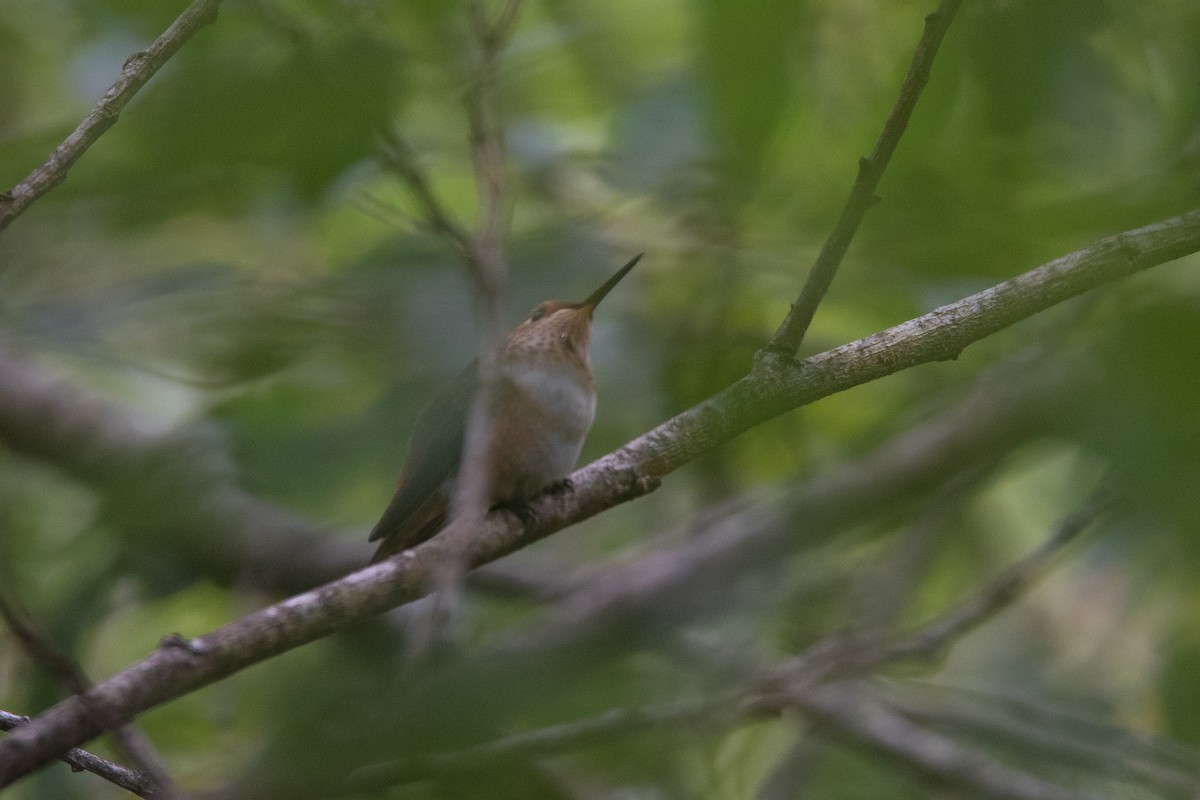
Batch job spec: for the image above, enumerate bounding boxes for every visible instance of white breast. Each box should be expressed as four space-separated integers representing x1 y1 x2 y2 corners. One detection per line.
491 361 596 501
506 362 596 439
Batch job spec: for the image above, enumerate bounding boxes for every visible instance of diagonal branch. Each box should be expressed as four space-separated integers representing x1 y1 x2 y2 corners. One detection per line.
0 711 158 798
883 683 1200 796
883 487 1114 665
488 354 1067 660
1 208 1197 785
0 592 87 696
0 0 223 234
0 342 362 593
757 486 1115 697
768 0 964 355
792 682 1088 800
0 590 184 798
376 132 478 267
346 694 741 789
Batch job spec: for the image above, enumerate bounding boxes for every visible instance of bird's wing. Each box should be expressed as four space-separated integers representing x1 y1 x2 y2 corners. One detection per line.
368 362 478 554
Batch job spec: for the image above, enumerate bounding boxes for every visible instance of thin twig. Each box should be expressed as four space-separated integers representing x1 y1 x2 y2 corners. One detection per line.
0 589 186 799
853 473 979 633
435 0 524 640
350 679 1086 799
0 0 223 234
0 591 87 695
376 132 478 266
884 487 1115 664
347 694 740 789
884 683 1200 796
790 682 1089 800
768 0 964 355
1 710 158 798
375 0 525 658
487 0 524 44
464 0 520 291
763 487 1115 689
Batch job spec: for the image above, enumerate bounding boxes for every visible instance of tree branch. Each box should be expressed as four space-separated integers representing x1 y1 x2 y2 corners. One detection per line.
376 132 478 267
347 694 740 789
463 0 519 297
0 0 223 234
350 679 1089 800
884 683 1200 796
488 354 1066 659
0 342 363 593
0 590 184 798
791 682 1088 800
0 711 158 798
884 488 1114 665
453 0 521 546
1 208 1196 785
713 208 1200 479
768 0 964 354
0 592 88 696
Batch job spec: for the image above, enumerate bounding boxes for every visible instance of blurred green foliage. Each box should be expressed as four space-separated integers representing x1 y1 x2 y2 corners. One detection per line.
2 0 1200 798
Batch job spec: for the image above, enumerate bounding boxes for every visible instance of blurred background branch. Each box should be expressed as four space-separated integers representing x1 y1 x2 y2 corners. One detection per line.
344 490 1123 798
0 342 362 592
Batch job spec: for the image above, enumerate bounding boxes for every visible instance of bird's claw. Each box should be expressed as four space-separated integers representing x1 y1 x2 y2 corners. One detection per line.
544 477 574 496
492 501 536 526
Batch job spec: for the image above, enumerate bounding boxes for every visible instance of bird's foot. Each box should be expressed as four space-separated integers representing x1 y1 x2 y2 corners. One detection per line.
491 500 536 527
543 477 574 496
490 479 574 527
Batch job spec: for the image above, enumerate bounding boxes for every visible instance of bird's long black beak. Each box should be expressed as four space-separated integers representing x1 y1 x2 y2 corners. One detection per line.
582 253 642 311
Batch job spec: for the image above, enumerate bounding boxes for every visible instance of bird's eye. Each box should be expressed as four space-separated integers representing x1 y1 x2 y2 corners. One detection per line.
529 308 545 322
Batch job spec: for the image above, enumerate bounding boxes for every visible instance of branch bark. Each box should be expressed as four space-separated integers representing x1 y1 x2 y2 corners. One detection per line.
2 208 1197 785
0 711 157 798
0 0 222 234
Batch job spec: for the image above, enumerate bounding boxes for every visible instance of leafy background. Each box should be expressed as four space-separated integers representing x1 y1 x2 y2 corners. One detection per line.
2 0 1200 797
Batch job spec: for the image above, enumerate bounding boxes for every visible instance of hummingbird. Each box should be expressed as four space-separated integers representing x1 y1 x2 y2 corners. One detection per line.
369 254 641 562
